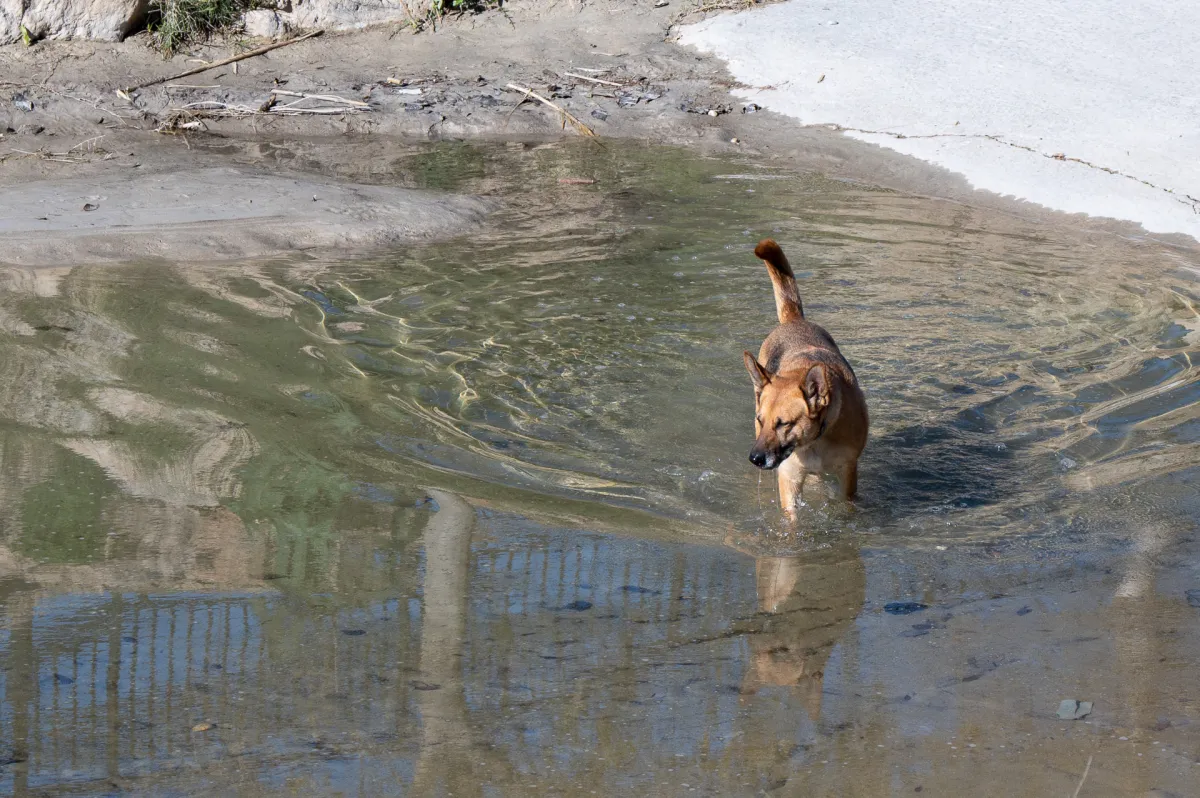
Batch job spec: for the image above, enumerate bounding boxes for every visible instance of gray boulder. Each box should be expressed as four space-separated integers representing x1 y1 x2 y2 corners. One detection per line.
7 0 149 42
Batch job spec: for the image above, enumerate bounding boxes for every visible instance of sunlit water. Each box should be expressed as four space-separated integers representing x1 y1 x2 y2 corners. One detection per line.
1 140 1199 795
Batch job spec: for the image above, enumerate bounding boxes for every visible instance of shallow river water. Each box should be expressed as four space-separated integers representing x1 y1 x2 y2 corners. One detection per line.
1 140 1199 796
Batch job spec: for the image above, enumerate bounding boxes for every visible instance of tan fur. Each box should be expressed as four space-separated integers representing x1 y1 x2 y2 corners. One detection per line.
744 239 868 517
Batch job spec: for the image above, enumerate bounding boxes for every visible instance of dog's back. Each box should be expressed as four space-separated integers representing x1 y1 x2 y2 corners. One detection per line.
752 239 853 376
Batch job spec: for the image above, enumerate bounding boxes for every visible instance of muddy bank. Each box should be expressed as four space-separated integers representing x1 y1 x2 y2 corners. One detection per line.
4 0 1195 262
0 166 492 266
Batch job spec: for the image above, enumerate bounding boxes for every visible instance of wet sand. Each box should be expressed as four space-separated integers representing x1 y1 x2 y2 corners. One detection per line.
0 167 492 266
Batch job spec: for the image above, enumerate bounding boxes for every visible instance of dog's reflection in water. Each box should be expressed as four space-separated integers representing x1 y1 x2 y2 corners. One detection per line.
739 544 866 720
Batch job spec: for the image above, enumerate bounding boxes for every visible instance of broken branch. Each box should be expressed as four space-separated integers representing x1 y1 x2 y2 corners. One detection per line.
120 31 324 94
503 83 597 138
269 89 371 108
561 71 624 87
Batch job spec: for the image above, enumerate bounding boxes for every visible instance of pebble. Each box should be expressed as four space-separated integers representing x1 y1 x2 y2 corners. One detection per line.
707 109 718 116
885 601 928 615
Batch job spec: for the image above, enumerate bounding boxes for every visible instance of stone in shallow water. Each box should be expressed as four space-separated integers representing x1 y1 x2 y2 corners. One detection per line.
1056 699 1093 720
884 601 927 615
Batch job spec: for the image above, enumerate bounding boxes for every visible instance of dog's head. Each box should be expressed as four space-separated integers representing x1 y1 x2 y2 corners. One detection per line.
744 353 831 470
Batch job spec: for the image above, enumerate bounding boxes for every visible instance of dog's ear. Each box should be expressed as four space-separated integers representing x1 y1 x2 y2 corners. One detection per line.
803 364 831 412
744 351 772 391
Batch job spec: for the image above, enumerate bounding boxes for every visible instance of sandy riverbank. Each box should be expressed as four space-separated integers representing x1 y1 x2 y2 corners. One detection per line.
682 0 1200 244
3 0 1194 266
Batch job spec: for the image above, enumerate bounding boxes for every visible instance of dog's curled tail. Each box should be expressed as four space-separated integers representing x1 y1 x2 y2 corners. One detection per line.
754 239 804 324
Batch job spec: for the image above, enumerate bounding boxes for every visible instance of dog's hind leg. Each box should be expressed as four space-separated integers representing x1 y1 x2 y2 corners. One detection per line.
777 456 807 520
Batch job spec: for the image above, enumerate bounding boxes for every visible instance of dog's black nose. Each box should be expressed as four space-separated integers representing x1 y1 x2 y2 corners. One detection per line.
748 450 768 468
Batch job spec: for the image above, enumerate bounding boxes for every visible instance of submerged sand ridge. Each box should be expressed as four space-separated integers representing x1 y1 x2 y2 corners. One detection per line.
0 167 492 266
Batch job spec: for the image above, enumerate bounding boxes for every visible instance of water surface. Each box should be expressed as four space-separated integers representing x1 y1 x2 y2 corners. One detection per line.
1 140 1199 796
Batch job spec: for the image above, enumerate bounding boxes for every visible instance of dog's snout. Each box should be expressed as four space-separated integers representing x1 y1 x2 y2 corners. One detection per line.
748 450 775 469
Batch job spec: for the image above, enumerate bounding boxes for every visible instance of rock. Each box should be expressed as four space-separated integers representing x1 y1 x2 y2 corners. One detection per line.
0 0 22 44
1056 699 1093 720
3 0 445 41
884 601 928 615
288 0 433 32
409 680 441 691
242 8 288 39
17 0 148 42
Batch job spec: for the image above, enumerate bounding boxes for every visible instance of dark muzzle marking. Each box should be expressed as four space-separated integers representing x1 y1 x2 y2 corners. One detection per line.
748 443 795 470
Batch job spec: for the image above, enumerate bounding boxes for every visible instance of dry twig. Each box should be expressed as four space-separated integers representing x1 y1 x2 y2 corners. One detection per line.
157 90 371 132
5 135 111 164
270 89 371 108
120 31 324 94
1071 755 1093 798
561 71 624 87
504 83 598 138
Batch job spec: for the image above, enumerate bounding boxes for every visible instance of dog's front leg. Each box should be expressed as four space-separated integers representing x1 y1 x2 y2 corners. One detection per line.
776 456 807 520
837 460 858 500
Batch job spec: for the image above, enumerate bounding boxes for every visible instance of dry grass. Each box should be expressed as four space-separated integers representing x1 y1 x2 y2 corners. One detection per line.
147 0 252 57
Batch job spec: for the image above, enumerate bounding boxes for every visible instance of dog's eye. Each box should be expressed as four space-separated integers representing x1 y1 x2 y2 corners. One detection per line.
774 419 792 431
755 415 763 425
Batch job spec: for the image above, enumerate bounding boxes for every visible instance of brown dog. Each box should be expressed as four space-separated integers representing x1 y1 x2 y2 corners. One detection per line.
744 239 868 517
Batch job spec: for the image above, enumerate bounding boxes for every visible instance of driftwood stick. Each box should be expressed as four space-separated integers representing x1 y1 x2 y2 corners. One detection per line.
1071 756 1093 798
120 31 324 94
269 89 371 107
504 83 597 138
561 71 623 87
